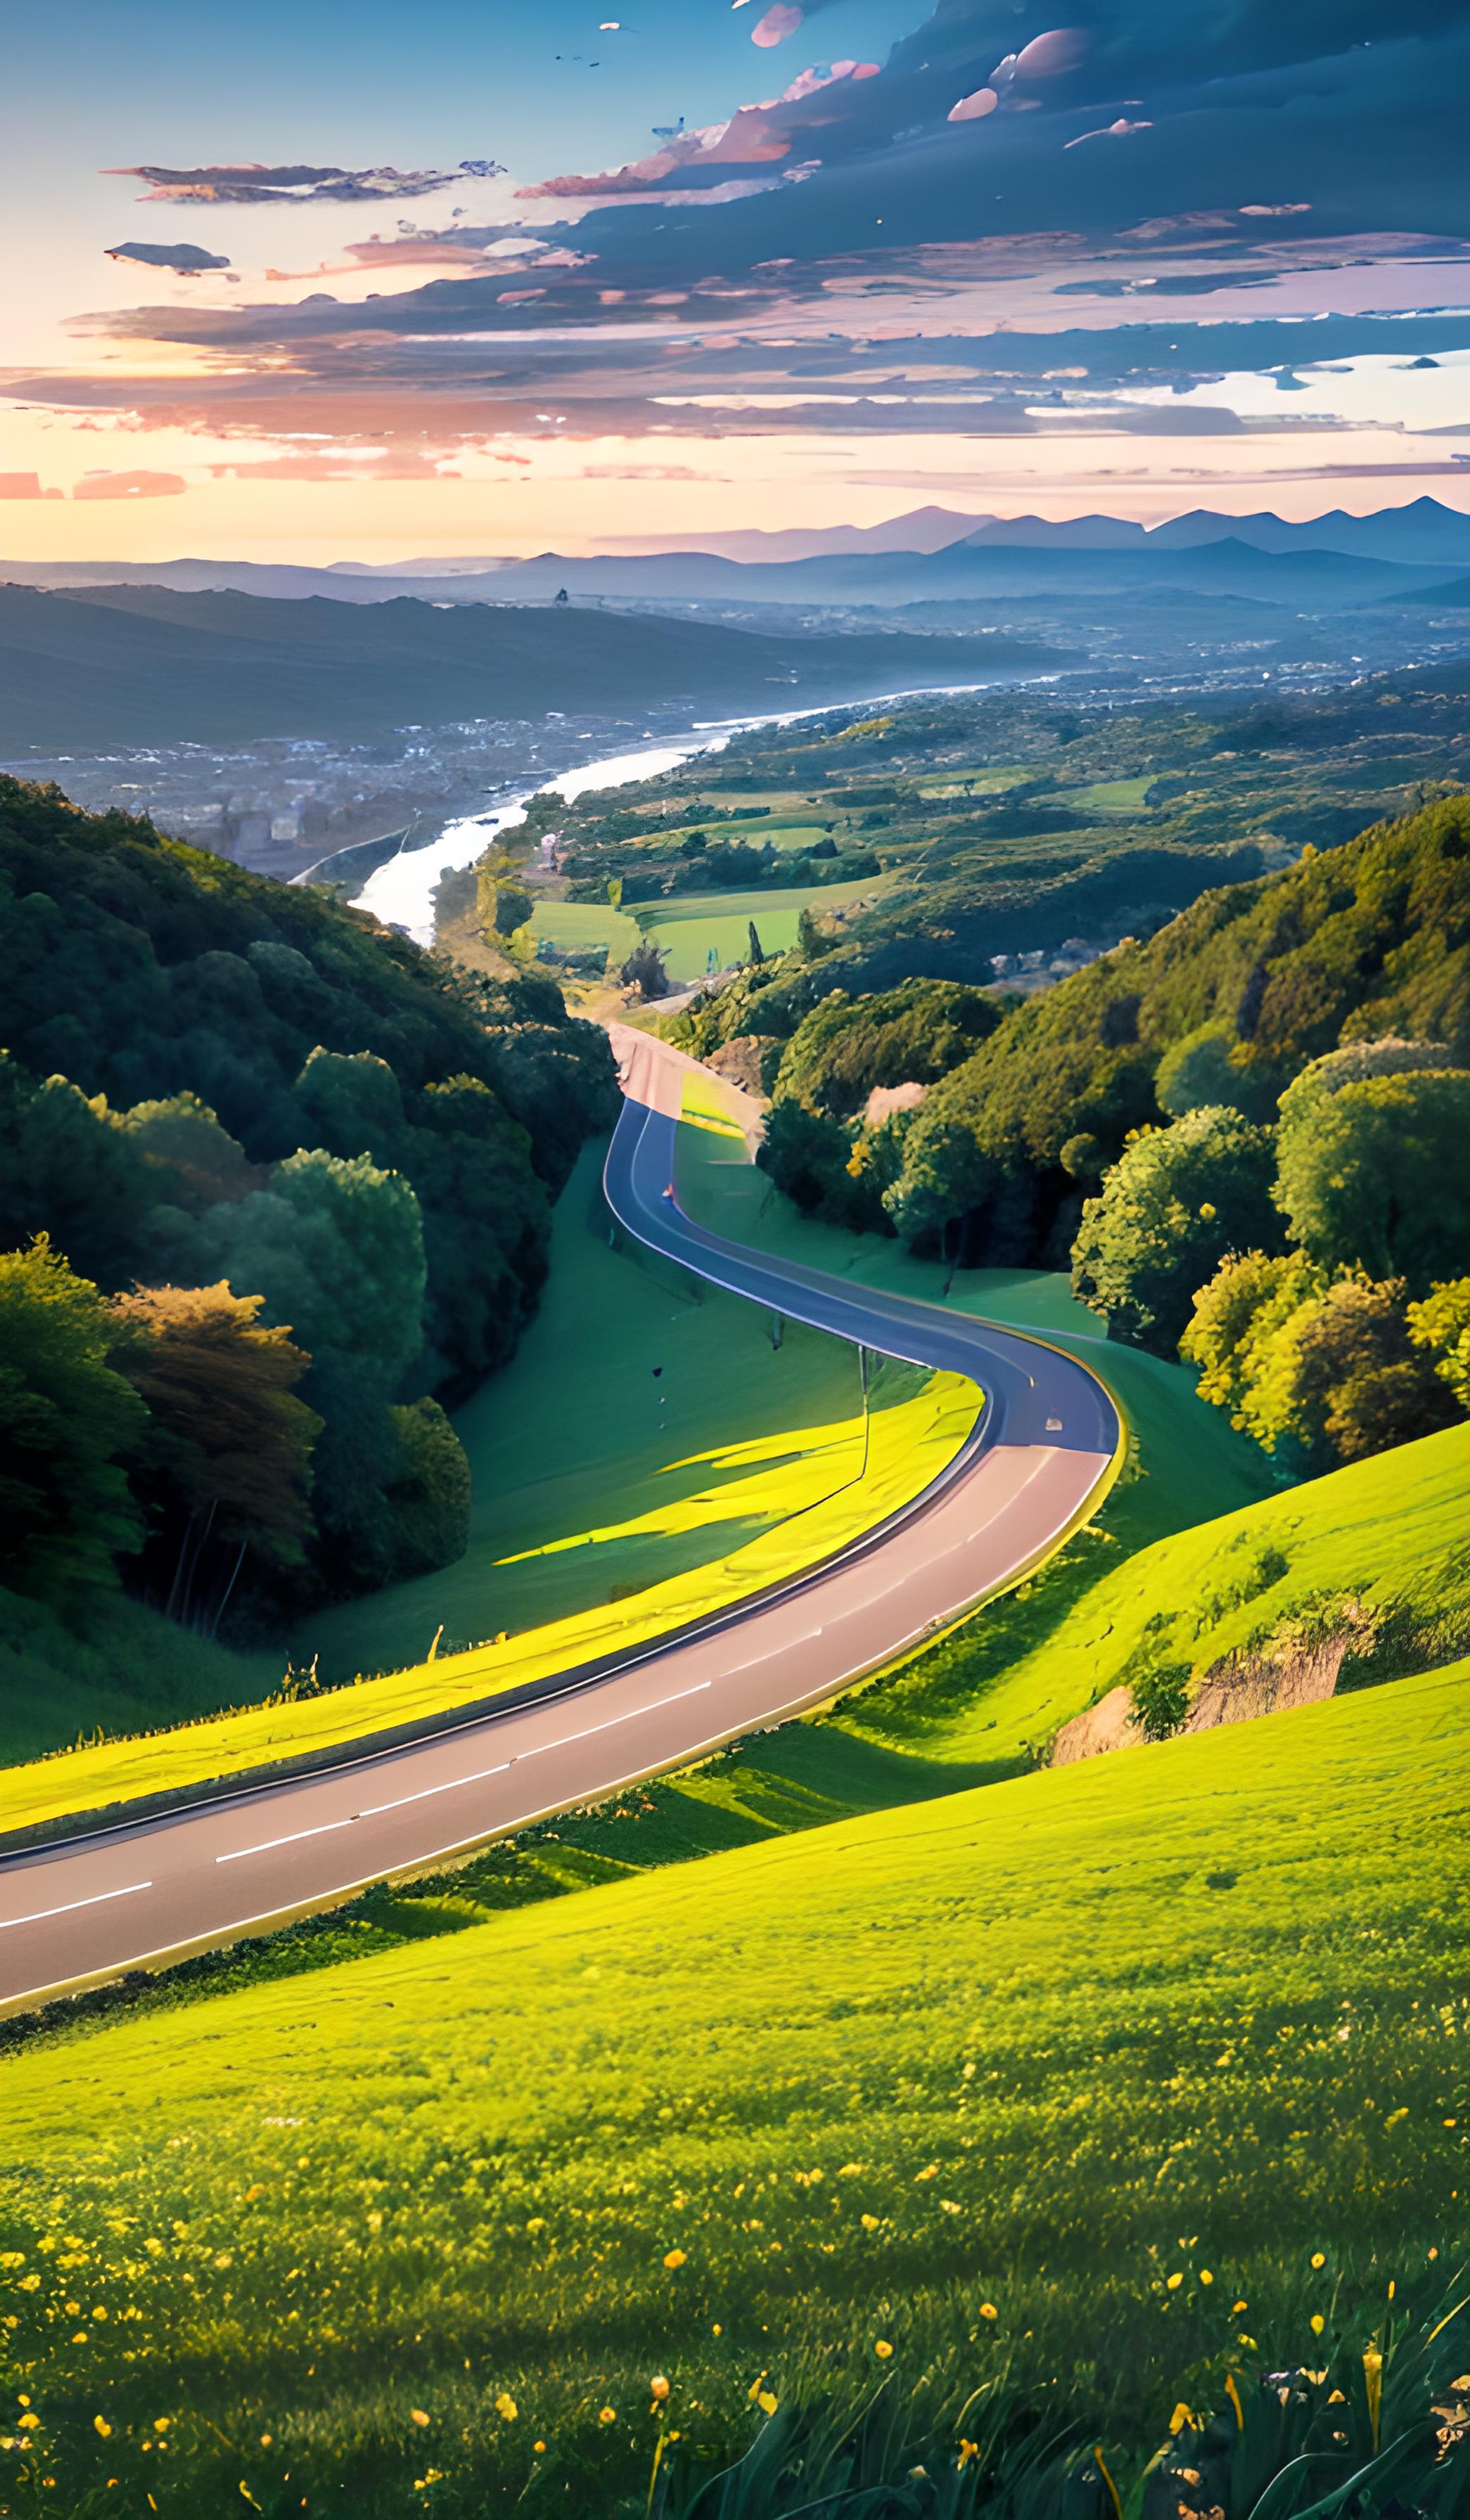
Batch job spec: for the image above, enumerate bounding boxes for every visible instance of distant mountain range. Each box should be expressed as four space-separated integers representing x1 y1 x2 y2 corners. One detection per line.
0 582 1056 754
8 498 1470 615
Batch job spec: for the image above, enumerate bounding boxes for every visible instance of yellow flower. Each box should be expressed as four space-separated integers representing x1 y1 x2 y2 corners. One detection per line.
494 2393 518 2423
1311 2253 1326 2270
1199 2270 1213 2285
874 2340 893 2360
859 2214 880 2232
1166 2273 1184 2291
410 2410 430 2429
1311 2314 1325 2336
533 2440 546 2453
18 2414 39 2431
978 2303 998 2322
1363 2348 1383 2448
94 2417 112 2439
1169 2405 1195 2436
650 2377 670 2403
259 2435 272 2449
663 2249 686 2270
957 2438 980 2469
599 2406 617 2426
758 2392 779 2418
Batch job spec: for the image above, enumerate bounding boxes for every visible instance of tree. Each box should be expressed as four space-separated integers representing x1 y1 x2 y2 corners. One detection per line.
748 922 766 966
1155 1021 1277 1122
0 1236 146 1603
1273 1048 1470 1291
1071 1106 1283 1354
795 904 833 963
0 1055 152 1289
1182 1252 1456 1473
108 1281 320 1629
191 1149 445 1587
477 869 533 941
620 936 671 1001
1406 1278 1470 1416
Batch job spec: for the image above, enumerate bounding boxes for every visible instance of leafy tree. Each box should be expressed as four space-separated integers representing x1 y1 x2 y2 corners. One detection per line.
117 1091 261 1215
1182 1252 1455 1473
1406 1278 1470 1415
109 1282 320 1628
620 936 671 1001
1155 1021 1277 1121
774 980 1002 1123
186 1149 448 1588
385 1396 472 1576
0 1237 146 1602
0 1055 151 1289
795 904 832 963
477 868 533 941
1274 1050 1470 1291
1071 1106 1283 1354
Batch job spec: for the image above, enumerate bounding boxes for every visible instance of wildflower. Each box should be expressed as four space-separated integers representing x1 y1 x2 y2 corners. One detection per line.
599 2406 617 2425
1311 2314 1325 2336
259 2436 272 2449
1363 2348 1383 2448
875 2340 893 2360
860 2214 880 2232
494 2393 518 2422
650 2377 670 2403
663 2249 686 2270
19 2414 39 2431
758 2392 778 2417
1199 2269 1213 2284
978 2303 998 2322
1167 2273 1184 2291
957 2439 980 2469
1232 2301 1248 2315
533 2441 546 2454
94 2417 112 2439
411 2410 430 2429
1169 2405 1195 2436
1311 2253 1326 2270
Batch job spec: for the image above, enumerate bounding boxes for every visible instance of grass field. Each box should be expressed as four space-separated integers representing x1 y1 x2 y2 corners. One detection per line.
524 897 639 963
4 1661 1464 2513
1061 775 1156 812
638 874 895 982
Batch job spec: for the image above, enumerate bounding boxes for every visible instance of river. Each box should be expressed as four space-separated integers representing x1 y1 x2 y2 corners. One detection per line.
350 678 1035 945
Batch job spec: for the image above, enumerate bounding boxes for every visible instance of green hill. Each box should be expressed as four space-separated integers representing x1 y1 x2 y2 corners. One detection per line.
4 1655 1463 2511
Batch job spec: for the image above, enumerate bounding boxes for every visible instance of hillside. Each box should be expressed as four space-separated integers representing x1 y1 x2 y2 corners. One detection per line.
0 583 1053 752
3 1650 1463 2508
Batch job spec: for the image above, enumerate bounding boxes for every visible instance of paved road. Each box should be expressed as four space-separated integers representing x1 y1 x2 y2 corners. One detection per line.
0 1037 1119 2014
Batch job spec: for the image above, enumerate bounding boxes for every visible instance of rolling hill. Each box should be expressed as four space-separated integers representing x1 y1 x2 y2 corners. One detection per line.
0 583 1053 753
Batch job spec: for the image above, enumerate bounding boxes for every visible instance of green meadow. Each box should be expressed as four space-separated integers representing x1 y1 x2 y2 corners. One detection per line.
2 1663 1464 2512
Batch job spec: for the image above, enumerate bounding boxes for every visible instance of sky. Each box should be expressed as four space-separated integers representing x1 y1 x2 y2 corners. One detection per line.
3 0 1469 559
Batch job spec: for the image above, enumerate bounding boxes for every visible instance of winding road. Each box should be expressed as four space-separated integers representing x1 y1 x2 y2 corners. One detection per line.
0 1034 1119 2016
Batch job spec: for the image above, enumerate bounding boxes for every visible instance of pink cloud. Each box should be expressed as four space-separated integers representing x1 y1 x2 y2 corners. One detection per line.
949 87 998 124
1014 28 1088 77
72 470 186 499
751 5 802 48
1064 117 1153 147
0 472 62 501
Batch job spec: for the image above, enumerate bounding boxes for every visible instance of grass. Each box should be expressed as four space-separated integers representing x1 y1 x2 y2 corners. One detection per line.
3 1660 1464 2512
525 898 639 963
638 875 895 983
0 1144 980 1835
1061 776 1156 812
0 1588 276 1771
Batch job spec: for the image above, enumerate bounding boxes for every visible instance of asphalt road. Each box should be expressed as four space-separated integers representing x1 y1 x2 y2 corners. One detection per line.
0 1035 1119 2013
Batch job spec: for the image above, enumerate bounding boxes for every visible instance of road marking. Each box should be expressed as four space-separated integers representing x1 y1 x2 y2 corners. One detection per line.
512 1677 712 1760
357 1760 511 1820
216 1820 354 1865
0 1879 152 1931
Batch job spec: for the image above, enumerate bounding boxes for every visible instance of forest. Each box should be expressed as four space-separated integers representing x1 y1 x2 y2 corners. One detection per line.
0 778 618 1642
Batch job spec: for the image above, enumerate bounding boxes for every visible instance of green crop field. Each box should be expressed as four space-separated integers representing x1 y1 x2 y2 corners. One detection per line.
4 1661 1464 2513
1061 775 1158 812
638 875 895 982
524 898 640 962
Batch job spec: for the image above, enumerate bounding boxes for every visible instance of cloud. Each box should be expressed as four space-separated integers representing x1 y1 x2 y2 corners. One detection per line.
0 473 63 501
106 160 504 206
72 470 186 499
105 240 231 275
207 450 459 480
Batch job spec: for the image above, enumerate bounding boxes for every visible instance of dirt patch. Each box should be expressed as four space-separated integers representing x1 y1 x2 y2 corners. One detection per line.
705 1036 776 1100
1051 1621 1362 1765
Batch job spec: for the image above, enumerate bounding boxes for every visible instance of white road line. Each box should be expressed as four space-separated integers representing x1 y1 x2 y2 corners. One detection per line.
216 1819 354 1865
0 1879 152 1931
357 1759 511 1819
511 1677 712 1760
